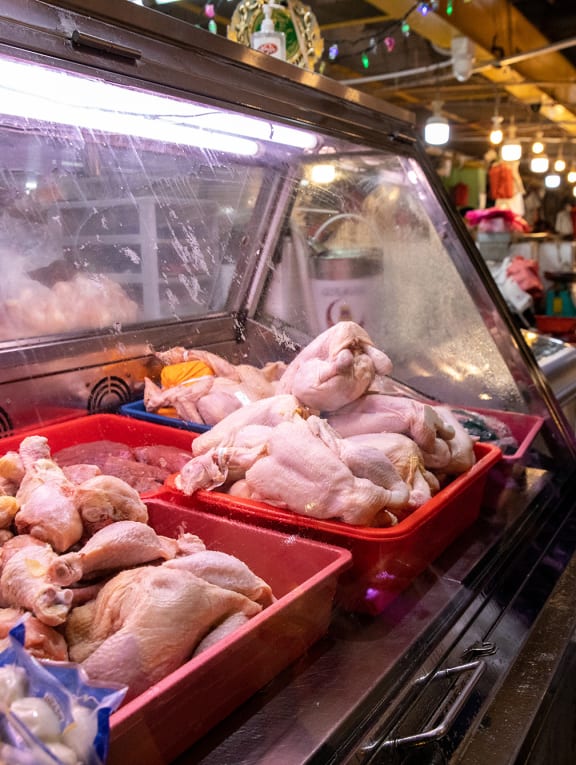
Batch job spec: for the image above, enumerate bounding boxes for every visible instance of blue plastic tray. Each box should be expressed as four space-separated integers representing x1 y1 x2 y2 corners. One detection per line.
119 399 211 433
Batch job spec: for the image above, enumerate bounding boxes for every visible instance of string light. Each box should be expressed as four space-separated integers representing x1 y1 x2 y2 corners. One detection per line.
361 52 370 69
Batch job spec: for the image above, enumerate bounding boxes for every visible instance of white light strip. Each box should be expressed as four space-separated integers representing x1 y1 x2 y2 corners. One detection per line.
167 110 318 149
0 57 271 156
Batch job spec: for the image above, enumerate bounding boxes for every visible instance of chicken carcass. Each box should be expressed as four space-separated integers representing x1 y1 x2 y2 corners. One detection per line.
327 394 456 470
277 321 393 411
235 415 404 526
73 475 148 536
47 520 181 586
345 432 440 512
191 394 310 456
66 564 262 699
176 424 271 494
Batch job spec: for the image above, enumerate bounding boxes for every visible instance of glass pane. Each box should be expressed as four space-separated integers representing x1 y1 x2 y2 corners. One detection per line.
0 54 316 340
262 150 532 413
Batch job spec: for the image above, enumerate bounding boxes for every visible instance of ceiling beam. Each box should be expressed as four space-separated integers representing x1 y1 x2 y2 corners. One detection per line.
351 0 576 141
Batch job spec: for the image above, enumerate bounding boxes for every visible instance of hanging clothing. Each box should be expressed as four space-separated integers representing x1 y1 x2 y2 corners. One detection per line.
489 162 514 200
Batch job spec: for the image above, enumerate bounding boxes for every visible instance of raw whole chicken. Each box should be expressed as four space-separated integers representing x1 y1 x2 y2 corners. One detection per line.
146 348 286 425
73 475 148 536
191 394 310 456
0 537 73 626
47 520 184 586
66 564 262 700
176 424 271 494
344 432 441 512
327 393 457 470
277 321 393 411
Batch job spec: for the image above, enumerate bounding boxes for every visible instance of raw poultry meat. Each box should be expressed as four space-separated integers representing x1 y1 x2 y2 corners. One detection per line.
0 449 24 495
192 394 310 456
164 550 275 607
177 414 410 524
48 520 183 585
132 444 195 473
66 564 262 700
54 439 195 493
0 607 68 661
15 437 83 552
2 272 138 339
176 424 271 494
54 440 134 467
277 321 393 411
0 537 73 626
0 496 18 529
327 393 457 470
73 475 148 536
145 348 286 425
430 406 476 474
344 432 441 512
226 415 404 526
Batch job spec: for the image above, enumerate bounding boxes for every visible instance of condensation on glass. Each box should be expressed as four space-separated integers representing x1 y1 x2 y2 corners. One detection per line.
0 52 530 412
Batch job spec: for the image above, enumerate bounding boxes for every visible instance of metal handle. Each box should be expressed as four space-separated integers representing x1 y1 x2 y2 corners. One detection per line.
70 30 142 62
362 660 485 754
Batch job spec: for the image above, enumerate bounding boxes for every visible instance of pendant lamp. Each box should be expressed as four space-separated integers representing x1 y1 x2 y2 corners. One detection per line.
424 100 450 146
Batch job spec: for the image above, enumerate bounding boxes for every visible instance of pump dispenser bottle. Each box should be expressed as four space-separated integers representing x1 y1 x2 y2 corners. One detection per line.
250 3 286 61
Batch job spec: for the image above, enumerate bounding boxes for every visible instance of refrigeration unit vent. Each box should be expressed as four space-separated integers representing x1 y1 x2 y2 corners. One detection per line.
87 376 131 414
0 407 14 438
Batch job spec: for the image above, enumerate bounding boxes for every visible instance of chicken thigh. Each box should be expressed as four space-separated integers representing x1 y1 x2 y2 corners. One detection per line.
73 475 148 536
15 441 83 552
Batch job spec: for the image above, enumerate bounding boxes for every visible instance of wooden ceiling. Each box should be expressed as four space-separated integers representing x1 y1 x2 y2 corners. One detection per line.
147 0 576 163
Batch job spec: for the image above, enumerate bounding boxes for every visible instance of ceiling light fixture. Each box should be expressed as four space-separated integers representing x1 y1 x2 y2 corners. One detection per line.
489 115 504 145
531 130 545 155
530 155 549 173
501 122 522 161
424 100 450 146
554 145 566 172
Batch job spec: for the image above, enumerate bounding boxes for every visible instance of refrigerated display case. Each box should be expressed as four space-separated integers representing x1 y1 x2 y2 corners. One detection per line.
1 1 576 763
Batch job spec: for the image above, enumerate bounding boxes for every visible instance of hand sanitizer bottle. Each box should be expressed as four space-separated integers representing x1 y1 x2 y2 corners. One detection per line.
251 3 286 61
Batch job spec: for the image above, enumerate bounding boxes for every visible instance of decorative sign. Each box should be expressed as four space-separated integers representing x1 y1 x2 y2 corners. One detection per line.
228 0 324 70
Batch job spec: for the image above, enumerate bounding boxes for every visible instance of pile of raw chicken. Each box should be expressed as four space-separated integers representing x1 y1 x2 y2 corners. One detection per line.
0 435 275 701
146 321 479 528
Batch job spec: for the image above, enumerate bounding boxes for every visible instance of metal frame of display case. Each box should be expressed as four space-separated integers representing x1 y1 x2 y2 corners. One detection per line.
0 3 576 764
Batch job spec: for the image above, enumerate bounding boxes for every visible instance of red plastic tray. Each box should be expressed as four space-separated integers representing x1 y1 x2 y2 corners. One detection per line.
0 414 199 498
108 500 352 765
161 442 502 615
453 407 544 464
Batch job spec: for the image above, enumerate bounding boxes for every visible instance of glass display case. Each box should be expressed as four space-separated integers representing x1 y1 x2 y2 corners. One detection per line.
0 1 576 763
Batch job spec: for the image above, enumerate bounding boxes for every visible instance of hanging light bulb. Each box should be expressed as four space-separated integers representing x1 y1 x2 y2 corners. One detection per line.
530 155 549 173
554 146 566 172
545 173 561 189
501 122 522 161
489 115 504 145
424 100 450 146
531 130 545 154
567 167 576 183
